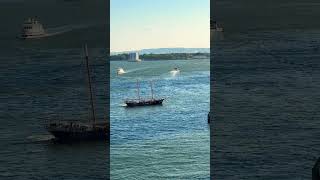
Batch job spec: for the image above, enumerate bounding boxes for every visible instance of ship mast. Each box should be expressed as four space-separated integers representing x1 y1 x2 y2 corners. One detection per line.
150 81 154 100
137 80 140 100
84 44 96 125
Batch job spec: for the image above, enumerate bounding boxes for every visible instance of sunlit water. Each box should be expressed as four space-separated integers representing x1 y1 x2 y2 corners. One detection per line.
110 59 210 179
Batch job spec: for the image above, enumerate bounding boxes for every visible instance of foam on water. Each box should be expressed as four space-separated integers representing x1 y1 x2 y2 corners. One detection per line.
31 23 96 38
27 134 55 142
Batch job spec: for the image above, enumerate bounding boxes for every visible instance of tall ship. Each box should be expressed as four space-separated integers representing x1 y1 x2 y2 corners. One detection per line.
124 81 164 107
46 44 109 141
20 17 47 39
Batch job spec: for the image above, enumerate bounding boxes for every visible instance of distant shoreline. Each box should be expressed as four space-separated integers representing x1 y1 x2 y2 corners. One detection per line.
110 52 210 61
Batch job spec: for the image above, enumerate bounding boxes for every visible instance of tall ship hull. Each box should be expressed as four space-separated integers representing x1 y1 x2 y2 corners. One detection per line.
47 122 108 141
125 98 164 107
50 131 108 141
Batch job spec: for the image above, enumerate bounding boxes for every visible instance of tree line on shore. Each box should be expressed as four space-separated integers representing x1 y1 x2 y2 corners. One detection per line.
110 52 210 61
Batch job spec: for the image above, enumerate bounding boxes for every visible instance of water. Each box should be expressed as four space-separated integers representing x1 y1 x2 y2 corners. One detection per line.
110 59 210 179
212 29 320 179
0 0 109 179
211 1 320 178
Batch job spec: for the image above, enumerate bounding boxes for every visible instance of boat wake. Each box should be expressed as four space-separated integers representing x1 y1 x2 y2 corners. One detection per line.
45 23 94 37
170 70 180 76
119 67 150 74
117 67 126 75
170 67 180 76
27 134 55 142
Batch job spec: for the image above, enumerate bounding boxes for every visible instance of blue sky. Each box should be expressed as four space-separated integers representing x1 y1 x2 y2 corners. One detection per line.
111 0 210 52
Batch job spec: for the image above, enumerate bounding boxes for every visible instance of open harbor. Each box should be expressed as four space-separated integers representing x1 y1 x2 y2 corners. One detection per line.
110 59 210 179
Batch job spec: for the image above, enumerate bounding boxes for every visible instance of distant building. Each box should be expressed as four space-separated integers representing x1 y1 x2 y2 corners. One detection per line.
129 52 141 61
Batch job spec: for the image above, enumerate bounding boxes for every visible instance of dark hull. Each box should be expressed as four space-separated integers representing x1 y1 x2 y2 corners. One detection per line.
46 121 109 142
125 99 164 107
49 130 108 141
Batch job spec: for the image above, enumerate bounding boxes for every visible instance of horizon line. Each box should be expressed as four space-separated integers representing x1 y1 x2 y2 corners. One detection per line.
110 47 210 53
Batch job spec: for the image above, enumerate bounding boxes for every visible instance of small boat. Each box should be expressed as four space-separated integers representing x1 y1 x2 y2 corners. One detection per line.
46 44 109 141
20 17 47 39
124 80 164 107
117 67 125 75
211 20 223 32
170 67 180 74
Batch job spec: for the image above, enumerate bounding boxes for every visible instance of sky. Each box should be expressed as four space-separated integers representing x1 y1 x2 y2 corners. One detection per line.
110 0 210 52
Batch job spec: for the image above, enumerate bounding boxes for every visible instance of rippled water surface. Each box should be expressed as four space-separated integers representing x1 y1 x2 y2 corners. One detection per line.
110 59 210 179
212 30 320 179
0 0 108 179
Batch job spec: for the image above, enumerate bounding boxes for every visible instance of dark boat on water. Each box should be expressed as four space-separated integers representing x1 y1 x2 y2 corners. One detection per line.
46 121 108 141
125 98 164 107
210 20 223 32
124 81 165 107
46 44 109 141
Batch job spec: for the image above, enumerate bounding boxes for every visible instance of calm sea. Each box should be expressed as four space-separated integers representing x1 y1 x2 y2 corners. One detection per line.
212 1 320 179
110 59 210 179
0 0 109 179
212 28 320 180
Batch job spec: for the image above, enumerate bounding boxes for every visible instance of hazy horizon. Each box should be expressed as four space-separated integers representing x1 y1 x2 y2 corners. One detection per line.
110 0 210 52
111 47 210 53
